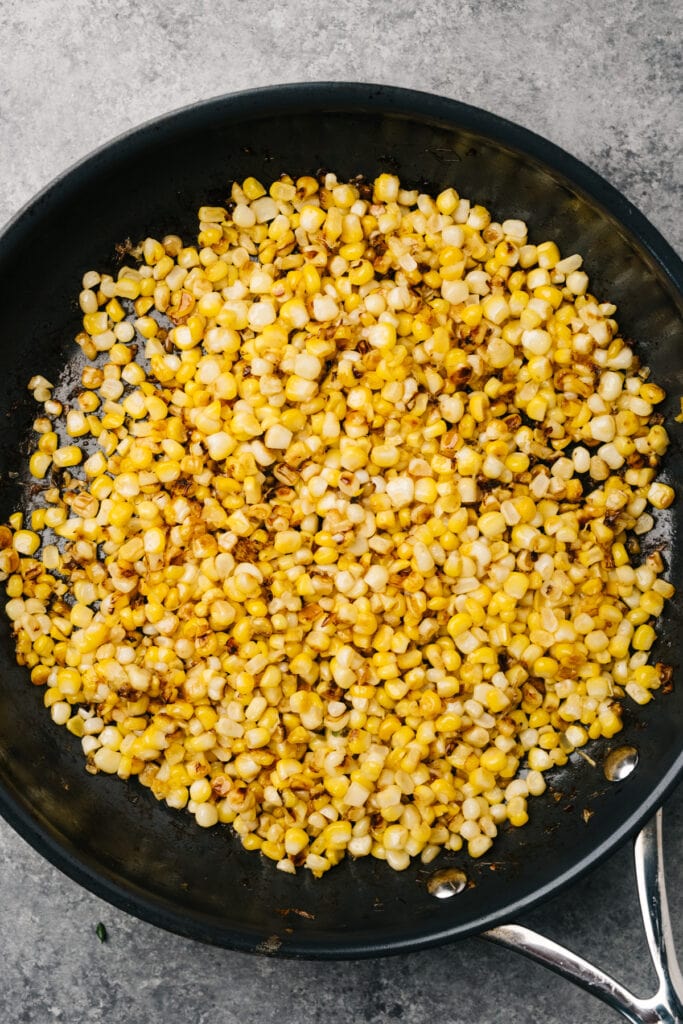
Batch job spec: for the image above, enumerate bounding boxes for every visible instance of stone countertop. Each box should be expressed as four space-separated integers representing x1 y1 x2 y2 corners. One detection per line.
0 2 681 1022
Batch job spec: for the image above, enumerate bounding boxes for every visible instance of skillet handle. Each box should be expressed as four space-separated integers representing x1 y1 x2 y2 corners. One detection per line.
482 809 683 1024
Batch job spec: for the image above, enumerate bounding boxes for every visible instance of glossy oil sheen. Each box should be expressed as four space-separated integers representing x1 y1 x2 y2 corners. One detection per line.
0 83 681 958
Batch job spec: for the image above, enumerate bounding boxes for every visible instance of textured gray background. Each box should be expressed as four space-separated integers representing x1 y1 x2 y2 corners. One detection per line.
0 2 681 1022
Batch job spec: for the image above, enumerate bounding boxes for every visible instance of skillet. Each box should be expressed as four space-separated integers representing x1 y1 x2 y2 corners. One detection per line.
0 81 680 1018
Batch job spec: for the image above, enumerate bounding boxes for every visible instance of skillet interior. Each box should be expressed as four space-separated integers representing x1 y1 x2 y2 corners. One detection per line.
0 83 681 957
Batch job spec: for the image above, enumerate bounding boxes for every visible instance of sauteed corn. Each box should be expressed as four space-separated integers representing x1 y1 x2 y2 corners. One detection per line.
2 172 675 876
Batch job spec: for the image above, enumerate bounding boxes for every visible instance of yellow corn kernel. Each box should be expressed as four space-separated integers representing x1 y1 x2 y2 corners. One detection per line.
647 482 674 509
460 303 482 327
284 827 309 856
479 747 507 774
52 445 82 468
13 530 40 556
632 625 655 651
447 613 472 639
29 451 52 479
242 177 266 200
483 688 509 713
536 241 560 268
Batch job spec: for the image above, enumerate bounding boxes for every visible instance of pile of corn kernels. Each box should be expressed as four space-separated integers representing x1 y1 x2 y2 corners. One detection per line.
1 172 675 875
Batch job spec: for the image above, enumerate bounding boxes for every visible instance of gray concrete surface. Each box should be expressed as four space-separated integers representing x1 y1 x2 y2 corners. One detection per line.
0 1 681 1022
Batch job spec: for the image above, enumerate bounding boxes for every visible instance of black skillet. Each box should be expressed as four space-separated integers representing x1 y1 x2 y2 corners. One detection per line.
0 83 680 1019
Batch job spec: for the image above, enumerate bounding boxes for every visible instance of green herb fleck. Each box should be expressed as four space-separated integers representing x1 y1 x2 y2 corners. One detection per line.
95 922 108 943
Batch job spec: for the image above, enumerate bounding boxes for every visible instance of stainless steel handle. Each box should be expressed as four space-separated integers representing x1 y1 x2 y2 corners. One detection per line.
482 809 683 1024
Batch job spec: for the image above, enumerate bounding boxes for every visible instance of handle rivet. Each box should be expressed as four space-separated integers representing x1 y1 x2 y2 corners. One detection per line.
603 745 639 782
427 867 467 898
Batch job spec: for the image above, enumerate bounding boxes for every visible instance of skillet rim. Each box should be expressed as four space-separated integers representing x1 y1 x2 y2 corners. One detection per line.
0 80 681 958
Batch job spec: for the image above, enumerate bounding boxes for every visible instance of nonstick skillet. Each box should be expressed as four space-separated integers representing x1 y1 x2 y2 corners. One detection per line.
0 83 680 1022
